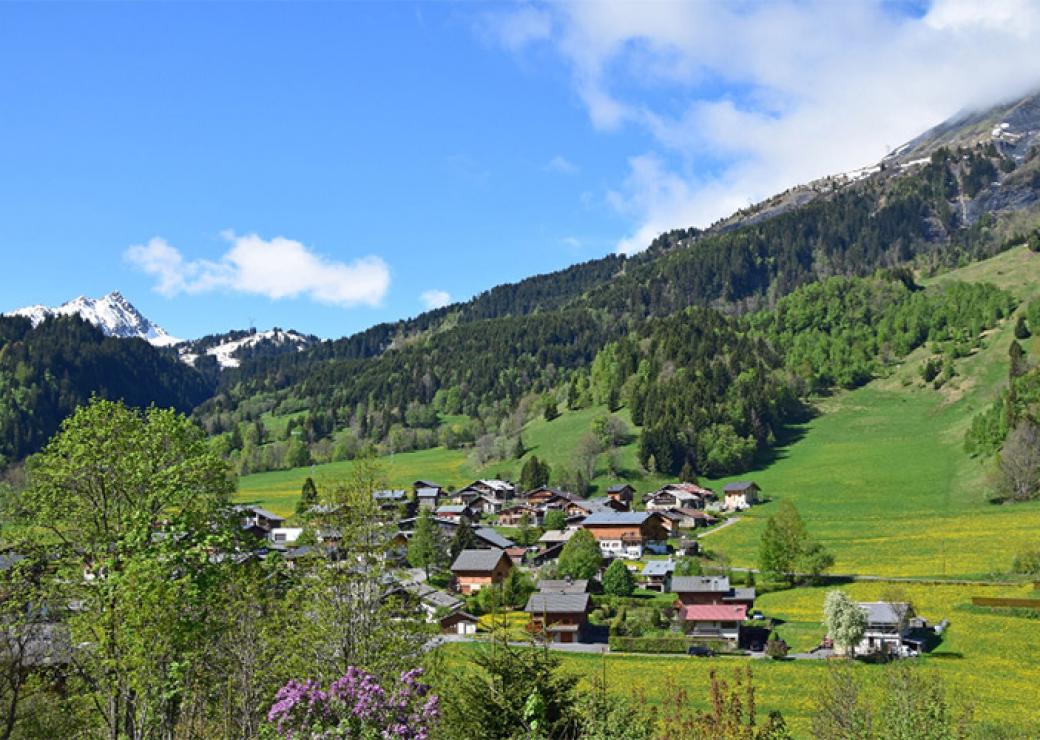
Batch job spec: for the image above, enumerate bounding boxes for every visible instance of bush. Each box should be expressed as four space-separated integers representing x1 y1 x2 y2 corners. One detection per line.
1012 548 1040 576
765 631 789 659
608 635 690 653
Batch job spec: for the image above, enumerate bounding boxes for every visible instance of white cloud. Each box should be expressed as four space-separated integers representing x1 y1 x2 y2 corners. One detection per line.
125 233 390 307
420 289 452 310
483 0 1040 253
546 155 578 174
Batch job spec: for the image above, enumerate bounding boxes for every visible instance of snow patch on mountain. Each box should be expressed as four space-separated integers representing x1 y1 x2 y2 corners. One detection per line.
6 292 181 347
179 329 314 369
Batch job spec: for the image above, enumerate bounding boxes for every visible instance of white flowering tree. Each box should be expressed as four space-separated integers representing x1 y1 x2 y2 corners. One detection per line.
823 590 867 657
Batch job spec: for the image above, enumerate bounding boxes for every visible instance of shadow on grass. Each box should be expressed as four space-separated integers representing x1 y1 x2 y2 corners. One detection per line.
747 405 818 472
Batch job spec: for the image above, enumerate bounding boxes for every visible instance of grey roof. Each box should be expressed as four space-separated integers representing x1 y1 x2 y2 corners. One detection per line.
475 527 515 549
641 560 675 576
724 587 757 602
436 505 469 514
858 601 911 625
537 579 589 593
582 511 651 526
723 481 758 492
373 489 407 501
450 548 509 572
417 487 441 498
525 592 590 614
0 553 24 572
406 583 463 610
607 484 634 493
671 576 731 594
241 505 283 521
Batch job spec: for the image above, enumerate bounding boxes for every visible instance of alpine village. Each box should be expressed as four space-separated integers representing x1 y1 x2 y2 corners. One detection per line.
6 10 1040 739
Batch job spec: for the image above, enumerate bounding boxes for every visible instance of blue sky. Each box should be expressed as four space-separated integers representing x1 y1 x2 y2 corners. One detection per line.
2 1 1038 340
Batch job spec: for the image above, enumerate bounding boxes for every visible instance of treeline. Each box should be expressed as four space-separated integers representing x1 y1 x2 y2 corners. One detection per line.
0 315 212 464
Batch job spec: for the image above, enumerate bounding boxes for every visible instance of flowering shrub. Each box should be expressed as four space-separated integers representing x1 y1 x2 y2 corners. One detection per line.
267 667 439 739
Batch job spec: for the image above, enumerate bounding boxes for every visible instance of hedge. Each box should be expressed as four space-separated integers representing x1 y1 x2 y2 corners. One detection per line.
608 635 690 653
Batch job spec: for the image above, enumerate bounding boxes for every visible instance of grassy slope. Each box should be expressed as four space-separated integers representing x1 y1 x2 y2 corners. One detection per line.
436 581 1040 738
241 247 1040 577
706 246 1040 578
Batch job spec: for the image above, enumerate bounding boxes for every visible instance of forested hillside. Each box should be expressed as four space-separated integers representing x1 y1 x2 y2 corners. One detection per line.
193 138 1039 478
0 315 212 464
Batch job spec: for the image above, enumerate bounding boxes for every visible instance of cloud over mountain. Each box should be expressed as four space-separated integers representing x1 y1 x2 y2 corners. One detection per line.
126 232 390 307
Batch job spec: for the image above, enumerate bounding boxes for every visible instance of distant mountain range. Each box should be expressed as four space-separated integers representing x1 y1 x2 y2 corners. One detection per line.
5 292 316 369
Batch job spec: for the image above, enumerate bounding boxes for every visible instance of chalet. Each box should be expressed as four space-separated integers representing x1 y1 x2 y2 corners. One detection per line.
505 546 528 567
525 592 591 643
581 511 669 559
498 504 542 527
373 489 408 508
671 508 718 529
450 548 513 595
238 505 284 534
524 487 581 507
439 610 479 636
640 559 675 592
538 528 577 547
605 483 635 508
646 487 706 512
723 482 760 511
474 527 516 550
416 486 442 510
413 480 443 493
678 603 748 644
565 498 626 518
656 510 684 535
842 601 930 658
435 504 475 523
467 479 516 501
671 576 755 608
403 582 464 618
536 578 589 594
471 495 504 517
452 488 484 506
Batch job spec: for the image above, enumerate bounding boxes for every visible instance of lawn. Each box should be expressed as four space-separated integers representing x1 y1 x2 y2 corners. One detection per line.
435 581 1040 738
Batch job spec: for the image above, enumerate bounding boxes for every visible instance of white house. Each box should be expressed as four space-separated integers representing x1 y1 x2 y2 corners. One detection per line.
853 601 920 657
268 527 303 546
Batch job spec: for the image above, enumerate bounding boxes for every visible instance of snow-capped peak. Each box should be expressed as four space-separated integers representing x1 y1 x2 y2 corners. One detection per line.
6 291 182 347
179 328 315 369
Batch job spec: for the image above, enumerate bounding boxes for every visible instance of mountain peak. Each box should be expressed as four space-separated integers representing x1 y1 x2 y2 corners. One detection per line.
5 292 181 347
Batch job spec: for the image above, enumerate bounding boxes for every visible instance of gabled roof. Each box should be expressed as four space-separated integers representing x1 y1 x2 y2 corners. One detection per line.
607 483 634 493
582 511 651 526
414 480 443 489
239 505 283 521
671 576 731 593
450 548 510 572
436 505 470 514
416 487 441 498
858 601 911 625
537 578 589 593
641 560 675 577
724 587 757 602
473 479 514 491
538 528 576 544
723 481 758 492
474 527 515 549
373 489 408 501
681 604 747 621
525 592 591 614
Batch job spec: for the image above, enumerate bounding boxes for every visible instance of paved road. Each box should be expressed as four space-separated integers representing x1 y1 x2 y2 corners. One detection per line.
697 516 741 539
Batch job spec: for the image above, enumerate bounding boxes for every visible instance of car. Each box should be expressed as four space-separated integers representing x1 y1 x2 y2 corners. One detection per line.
750 610 765 620
687 645 714 657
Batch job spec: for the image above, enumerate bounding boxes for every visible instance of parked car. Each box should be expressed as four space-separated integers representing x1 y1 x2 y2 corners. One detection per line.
687 645 714 657
750 610 765 620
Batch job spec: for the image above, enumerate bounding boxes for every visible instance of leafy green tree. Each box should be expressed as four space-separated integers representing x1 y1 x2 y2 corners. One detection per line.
758 500 832 585
812 665 874 740
602 559 635 597
407 508 445 578
449 517 478 561
517 512 537 547
557 528 602 580
823 590 867 657
20 398 236 740
675 557 704 576
1012 547 1040 576
502 568 536 609
296 475 318 515
543 509 567 531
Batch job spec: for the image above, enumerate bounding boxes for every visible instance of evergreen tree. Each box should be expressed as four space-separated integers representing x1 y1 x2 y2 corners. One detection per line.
407 508 444 578
544 398 560 421
449 518 478 561
513 434 525 459
602 559 635 597
296 476 319 515
520 455 551 491
1015 315 1031 339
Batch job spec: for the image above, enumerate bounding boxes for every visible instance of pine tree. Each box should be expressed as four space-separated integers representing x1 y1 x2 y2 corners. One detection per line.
513 434 525 459
408 508 444 578
449 518 478 561
1015 315 1031 339
296 476 318 515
